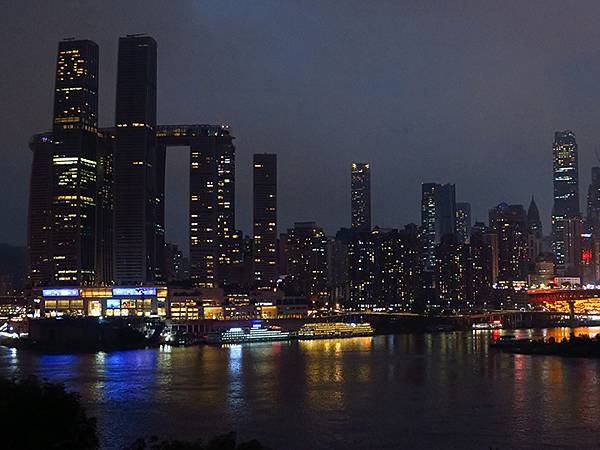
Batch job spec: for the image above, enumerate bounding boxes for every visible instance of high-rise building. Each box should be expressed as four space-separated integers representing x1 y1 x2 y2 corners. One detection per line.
421 183 456 270
552 130 580 272
95 130 114 284
527 196 543 266
50 39 99 285
587 167 600 234
455 202 471 243
186 126 236 288
347 230 377 309
489 203 528 282
435 234 470 307
351 162 371 231
378 225 422 310
27 133 54 287
564 215 584 278
469 222 496 307
253 154 277 290
286 222 328 301
113 35 159 284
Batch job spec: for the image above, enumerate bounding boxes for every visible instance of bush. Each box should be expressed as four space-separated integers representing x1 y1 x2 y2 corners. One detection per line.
125 432 269 450
0 376 99 450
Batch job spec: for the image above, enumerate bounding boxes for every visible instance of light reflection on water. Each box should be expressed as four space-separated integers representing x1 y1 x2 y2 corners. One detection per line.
1 330 600 449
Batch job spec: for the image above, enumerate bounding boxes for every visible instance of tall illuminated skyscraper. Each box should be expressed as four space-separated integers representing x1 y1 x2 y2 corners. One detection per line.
552 130 580 271
113 35 159 284
50 39 99 285
253 154 277 290
421 183 456 270
187 127 236 288
351 162 371 231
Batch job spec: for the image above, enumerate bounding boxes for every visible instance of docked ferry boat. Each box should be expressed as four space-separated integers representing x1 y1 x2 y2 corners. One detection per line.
206 324 290 345
295 322 374 340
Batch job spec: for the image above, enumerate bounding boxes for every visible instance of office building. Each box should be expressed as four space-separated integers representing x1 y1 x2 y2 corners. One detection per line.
50 39 99 285
113 35 159 284
552 131 580 272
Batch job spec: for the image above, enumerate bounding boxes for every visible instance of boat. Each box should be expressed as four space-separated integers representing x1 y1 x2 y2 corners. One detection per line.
472 320 503 330
206 324 290 345
295 322 374 340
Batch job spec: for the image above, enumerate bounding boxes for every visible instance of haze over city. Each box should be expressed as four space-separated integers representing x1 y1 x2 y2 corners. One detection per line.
3 0 600 253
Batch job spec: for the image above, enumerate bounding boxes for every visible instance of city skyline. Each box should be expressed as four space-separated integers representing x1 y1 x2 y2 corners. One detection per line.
4 1 600 251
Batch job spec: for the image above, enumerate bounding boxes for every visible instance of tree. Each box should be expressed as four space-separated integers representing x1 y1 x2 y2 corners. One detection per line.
0 377 99 450
125 432 269 450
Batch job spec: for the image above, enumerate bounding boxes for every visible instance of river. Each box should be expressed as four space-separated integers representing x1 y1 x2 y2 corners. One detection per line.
1 327 600 449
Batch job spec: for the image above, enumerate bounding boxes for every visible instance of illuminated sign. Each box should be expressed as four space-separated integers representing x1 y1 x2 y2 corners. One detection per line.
42 288 80 297
112 287 156 296
106 299 121 309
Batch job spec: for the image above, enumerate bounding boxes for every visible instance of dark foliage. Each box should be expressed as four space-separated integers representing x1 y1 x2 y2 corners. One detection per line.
0 376 99 450
125 432 269 450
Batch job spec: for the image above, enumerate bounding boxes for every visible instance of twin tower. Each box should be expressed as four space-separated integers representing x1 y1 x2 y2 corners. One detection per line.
28 35 248 289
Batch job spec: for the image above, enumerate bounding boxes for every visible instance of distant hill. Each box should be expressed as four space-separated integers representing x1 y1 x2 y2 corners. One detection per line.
0 244 27 291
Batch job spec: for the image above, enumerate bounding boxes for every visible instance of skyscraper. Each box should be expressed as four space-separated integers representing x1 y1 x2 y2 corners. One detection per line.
347 230 377 309
489 203 528 282
435 234 469 306
113 35 158 284
50 39 99 285
552 130 580 272
587 167 600 234
27 133 54 286
564 215 584 278
421 183 456 270
469 222 496 307
253 154 278 290
527 196 543 265
286 222 328 300
351 162 371 231
187 127 236 288
455 202 471 243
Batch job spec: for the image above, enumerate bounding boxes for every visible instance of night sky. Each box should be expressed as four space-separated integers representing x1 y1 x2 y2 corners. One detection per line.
2 1 600 253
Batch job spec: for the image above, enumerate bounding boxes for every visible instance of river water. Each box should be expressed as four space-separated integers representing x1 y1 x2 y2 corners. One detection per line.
1 328 600 449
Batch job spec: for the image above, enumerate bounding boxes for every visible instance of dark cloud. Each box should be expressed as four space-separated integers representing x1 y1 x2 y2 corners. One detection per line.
1 0 599 251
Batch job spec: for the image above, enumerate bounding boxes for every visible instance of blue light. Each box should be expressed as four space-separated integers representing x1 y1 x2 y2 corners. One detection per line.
42 288 80 297
106 299 121 309
112 287 156 296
